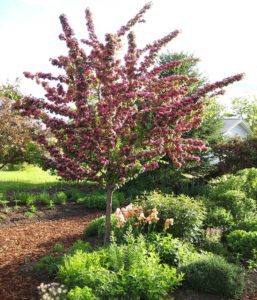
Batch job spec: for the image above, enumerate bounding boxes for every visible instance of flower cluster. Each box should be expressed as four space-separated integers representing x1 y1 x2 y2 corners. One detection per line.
115 203 174 231
38 282 67 300
15 3 244 189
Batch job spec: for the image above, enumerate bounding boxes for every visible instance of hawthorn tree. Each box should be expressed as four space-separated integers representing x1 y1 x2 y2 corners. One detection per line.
0 97 31 169
15 3 243 243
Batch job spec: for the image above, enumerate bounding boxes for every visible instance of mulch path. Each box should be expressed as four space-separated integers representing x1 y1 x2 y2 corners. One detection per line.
0 211 101 300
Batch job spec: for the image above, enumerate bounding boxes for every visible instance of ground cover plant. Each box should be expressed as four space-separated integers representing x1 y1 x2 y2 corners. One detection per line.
15 2 243 243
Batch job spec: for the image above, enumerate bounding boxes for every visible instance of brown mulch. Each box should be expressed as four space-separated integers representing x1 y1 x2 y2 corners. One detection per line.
0 212 101 300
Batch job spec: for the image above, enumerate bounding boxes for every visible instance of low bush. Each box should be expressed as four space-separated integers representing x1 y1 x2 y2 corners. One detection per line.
180 254 245 298
38 192 52 205
58 250 118 298
58 232 183 299
199 228 228 256
137 191 206 241
236 218 257 232
68 286 99 300
147 233 198 267
215 190 256 219
208 168 257 202
227 230 257 260
204 207 234 231
77 191 125 210
68 240 92 254
84 215 117 238
55 191 67 205
33 255 63 277
13 192 36 206
64 188 85 202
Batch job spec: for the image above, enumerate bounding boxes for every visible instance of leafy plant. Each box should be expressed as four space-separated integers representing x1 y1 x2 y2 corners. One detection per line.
53 243 65 253
215 190 256 219
227 230 257 260
205 206 234 231
13 192 36 206
147 233 198 267
180 254 245 298
77 191 124 210
33 255 63 277
68 240 91 254
38 192 51 205
55 191 68 205
84 215 117 238
137 191 206 241
58 231 183 299
0 199 9 211
68 286 99 300
236 218 257 232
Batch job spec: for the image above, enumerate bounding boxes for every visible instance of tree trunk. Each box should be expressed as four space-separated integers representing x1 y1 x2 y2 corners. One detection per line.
104 185 113 245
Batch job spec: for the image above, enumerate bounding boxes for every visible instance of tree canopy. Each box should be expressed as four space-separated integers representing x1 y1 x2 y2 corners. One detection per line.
15 3 243 242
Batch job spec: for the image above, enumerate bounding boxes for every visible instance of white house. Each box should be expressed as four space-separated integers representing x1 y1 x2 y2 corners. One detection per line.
221 118 253 139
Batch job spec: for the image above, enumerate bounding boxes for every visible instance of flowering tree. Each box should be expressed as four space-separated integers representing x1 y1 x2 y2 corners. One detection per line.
15 3 243 243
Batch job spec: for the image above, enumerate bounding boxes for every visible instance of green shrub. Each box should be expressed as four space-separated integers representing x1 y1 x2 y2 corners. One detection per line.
54 191 68 205
208 168 257 201
215 190 256 219
52 243 65 253
64 189 85 201
77 191 124 210
33 255 63 276
148 233 198 267
84 215 117 238
13 192 36 206
180 254 245 298
38 192 51 205
68 286 99 300
205 207 234 231
137 191 206 241
199 229 228 256
58 232 183 299
236 218 257 232
58 250 119 298
227 230 257 260
68 240 91 254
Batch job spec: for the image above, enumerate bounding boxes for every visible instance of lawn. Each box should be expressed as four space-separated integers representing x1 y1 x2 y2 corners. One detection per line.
0 165 63 192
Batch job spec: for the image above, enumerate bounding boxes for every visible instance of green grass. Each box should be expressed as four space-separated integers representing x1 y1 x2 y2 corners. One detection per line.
0 165 63 192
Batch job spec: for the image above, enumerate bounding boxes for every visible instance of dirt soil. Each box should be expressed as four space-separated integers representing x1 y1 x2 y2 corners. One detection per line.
0 209 102 300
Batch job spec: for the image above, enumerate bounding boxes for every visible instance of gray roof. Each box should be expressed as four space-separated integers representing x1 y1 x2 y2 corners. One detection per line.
222 118 253 134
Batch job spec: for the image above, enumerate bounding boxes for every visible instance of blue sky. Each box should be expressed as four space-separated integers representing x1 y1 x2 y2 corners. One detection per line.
0 0 257 104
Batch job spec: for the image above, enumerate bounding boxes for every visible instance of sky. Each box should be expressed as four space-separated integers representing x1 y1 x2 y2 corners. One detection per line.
0 0 257 105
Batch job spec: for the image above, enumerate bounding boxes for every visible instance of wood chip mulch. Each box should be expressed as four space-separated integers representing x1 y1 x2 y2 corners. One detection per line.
0 212 101 300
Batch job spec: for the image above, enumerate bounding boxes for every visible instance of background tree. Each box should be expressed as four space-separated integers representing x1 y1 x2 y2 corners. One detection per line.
15 3 243 243
213 136 257 175
0 96 31 170
123 52 225 196
0 83 43 169
231 96 257 133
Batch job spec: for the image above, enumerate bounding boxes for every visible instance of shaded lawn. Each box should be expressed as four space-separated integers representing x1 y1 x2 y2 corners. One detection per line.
0 165 66 192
